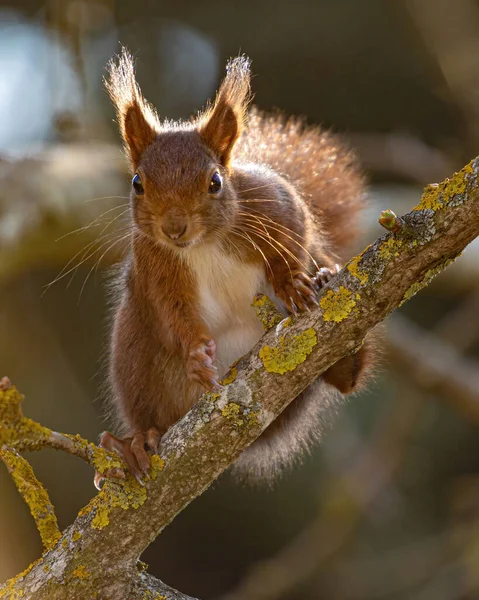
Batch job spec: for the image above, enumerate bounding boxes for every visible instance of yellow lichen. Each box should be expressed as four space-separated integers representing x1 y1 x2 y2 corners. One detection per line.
72 565 90 580
320 287 357 323
414 160 475 211
142 592 166 600
137 560 149 573
245 409 260 427
78 474 148 530
221 367 238 386
252 295 283 330
0 384 52 450
150 454 165 480
222 403 243 426
1 590 23 600
60 433 124 476
221 402 260 428
378 237 403 260
0 449 61 551
72 530 82 542
0 559 42 599
89 443 123 474
77 450 164 529
259 328 317 374
347 256 369 285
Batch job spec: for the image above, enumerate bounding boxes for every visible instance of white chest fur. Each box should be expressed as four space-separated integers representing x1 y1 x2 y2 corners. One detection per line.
185 245 278 377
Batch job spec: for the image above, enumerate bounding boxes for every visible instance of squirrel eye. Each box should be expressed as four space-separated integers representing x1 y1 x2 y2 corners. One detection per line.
132 173 144 195
209 171 222 194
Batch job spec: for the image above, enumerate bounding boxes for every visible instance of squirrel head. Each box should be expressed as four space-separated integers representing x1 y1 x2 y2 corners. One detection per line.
106 49 252 250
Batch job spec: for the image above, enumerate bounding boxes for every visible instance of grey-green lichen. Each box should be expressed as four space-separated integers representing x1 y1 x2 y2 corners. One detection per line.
259 328 317 374
346 255 369 285
252 294 283 330
221 402 260 428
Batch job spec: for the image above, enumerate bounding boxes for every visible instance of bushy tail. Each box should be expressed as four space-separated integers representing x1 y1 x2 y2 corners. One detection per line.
231 380 342 485
235 109 366 259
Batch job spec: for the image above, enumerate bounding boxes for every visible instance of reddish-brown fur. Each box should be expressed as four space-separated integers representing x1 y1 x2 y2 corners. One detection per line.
100 50 377 484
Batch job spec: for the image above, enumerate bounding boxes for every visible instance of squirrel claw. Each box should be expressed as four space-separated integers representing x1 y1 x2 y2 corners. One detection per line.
94 466 125 490
276 272 319 313
313 265 341 290
93 428 161 488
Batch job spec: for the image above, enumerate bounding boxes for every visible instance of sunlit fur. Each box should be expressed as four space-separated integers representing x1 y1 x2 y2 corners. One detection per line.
105 49 378 483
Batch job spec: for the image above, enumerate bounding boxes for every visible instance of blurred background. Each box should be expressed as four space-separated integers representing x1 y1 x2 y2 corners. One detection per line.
1 1 479 598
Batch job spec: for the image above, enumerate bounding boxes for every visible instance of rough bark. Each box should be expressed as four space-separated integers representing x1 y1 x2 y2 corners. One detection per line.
2 157 479 599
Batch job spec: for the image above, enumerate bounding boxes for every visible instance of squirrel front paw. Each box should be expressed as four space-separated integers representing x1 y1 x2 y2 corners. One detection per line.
275 271 320 314
186 338 221 390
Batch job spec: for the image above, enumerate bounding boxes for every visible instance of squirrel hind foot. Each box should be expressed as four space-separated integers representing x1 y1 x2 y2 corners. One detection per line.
94 428 160 489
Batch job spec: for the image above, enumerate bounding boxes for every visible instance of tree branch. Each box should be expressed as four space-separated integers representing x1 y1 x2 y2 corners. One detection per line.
2 157 479 599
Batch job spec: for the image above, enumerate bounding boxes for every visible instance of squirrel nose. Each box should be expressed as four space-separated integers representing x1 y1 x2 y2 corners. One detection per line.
161 222 187 240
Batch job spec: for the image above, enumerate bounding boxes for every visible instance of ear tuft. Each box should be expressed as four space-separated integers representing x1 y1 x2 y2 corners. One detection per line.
105 48 158 169
199 55 252 167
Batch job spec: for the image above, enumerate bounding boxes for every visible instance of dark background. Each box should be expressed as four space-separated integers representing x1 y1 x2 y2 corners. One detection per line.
1 1 479 599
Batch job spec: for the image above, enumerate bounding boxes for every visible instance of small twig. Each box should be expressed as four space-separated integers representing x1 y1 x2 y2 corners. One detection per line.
0 377 124 476
0 448 61 551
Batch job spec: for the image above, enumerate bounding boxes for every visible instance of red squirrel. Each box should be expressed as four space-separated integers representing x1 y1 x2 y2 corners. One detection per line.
98 50 376 485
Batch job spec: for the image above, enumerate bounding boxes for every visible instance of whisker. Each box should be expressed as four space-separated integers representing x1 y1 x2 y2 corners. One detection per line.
239 211 319 272
238 205 307 240
55 204 129 241
237 223 293 279
237 199 278 203
50 208 131 285
230 228 274 278
65 228 130 290
85 195 130 203
238 216 310 275
77 233 131 304
61 207 131 285
238 183 277 195
44 226 130 293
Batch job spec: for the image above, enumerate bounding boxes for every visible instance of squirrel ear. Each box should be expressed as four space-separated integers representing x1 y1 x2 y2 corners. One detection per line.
106 48 158 168
199 56 252 167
